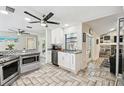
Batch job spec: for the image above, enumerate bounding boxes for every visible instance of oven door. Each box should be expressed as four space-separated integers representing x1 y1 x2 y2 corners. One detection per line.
21 55 39 65
0 59 19 85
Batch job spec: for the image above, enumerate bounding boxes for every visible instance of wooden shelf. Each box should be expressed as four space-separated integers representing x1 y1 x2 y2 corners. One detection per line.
66 37 77 39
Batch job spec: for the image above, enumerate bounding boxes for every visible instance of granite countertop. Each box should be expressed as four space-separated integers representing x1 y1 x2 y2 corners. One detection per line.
12 51 40 56
63 50 82 54
51 49 82 54
0 49 40 56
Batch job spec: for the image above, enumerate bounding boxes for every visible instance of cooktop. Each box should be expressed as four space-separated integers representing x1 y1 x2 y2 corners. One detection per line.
0 55 19 64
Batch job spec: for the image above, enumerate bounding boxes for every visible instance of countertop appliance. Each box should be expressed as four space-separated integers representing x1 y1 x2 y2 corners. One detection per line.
0 55 19 86
52 44 62 50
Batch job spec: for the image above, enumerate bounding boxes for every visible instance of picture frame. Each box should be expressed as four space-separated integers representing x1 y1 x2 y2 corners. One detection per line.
83 33 86 42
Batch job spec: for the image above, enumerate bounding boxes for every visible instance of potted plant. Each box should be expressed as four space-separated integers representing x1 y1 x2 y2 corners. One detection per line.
7 44 15 50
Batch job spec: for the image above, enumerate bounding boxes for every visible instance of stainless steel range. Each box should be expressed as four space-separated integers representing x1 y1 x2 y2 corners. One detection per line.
0 55 19 86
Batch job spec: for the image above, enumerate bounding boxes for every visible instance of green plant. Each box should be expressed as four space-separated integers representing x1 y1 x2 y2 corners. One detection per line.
7 44 15 50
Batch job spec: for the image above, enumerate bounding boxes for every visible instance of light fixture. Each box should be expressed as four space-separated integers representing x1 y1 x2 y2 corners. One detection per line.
17 33 20 36
122 26 124 30
64 24 69 27
40 23 47 27
109 28 116 31
0 10 8 15
25 17 31 21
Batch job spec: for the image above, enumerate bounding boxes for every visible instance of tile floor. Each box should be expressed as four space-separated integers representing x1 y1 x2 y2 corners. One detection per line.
12 58 119 86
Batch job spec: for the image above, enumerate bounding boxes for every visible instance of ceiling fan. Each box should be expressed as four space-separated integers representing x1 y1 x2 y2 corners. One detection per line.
24 11 60 27
8 28 30 35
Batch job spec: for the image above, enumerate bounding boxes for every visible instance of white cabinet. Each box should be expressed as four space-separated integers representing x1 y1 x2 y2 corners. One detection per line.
58 51 82 74
58 52 63 66
70 54 75 70
51 28 64 45
58 52 71 69
47 51 51 63
64 53 71 69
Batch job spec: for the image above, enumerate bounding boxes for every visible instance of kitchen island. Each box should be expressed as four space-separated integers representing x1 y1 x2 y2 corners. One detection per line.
58 50 82 74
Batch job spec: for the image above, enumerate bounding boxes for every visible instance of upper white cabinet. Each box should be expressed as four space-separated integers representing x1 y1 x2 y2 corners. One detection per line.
51 28 64 45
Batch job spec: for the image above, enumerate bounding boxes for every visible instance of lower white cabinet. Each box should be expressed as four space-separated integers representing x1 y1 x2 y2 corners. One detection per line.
47 50 51 63
58 51 82 74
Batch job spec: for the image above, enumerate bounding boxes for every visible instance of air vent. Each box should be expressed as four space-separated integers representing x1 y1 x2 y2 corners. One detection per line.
6 6 15 13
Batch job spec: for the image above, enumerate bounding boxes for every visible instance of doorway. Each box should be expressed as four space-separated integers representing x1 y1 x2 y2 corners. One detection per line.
27 37 36 49
86 34 93 62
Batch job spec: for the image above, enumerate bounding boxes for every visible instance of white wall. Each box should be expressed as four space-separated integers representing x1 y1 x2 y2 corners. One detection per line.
0 31 37 51
64 24 82 50
100 30 124 45
0 31 25 51
82 23 100 64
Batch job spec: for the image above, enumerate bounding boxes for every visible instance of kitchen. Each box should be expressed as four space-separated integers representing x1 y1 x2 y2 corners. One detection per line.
0 6 124 86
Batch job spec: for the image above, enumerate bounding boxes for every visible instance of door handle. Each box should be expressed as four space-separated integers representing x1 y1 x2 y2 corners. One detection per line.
62 56 64 60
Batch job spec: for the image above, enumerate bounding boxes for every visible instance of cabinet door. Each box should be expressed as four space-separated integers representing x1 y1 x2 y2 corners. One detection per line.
58 52 65 67
47 51 51 63
70 54 75 70
58 52 62 66
64 53 71 69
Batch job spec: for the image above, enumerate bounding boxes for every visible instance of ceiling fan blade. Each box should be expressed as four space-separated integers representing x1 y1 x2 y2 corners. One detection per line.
23 33 30 35
29 21 41 23
43 12 54 21
26 26 32 29
24 11 41 21
8 29 17 32
46 21 60 25
17 29 25 33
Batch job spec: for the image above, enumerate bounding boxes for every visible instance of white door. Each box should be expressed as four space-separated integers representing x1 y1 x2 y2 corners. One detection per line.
27 37 36 49
58 52 63 66
86 35 93 62
64 53 71 69
70 54 75 70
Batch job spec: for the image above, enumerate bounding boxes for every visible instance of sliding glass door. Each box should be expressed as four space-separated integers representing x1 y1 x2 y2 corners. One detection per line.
86 34 93 62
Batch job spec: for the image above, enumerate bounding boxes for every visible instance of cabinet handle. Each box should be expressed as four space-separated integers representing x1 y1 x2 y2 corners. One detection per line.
72 57 73 64
62 56 64 60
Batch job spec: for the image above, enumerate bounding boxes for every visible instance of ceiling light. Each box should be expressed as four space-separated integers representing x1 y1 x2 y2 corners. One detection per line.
64 24 69 27
41 23 47 27
25 17 31 21
17 33 20 36
0 10 8 15
109 28 116 31
122 27 124 30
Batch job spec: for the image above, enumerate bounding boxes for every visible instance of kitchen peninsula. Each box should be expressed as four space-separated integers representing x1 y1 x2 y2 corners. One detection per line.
58 50 82 74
